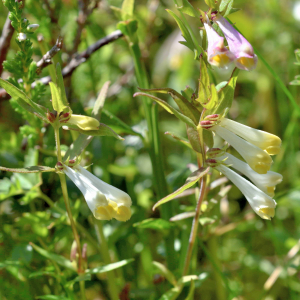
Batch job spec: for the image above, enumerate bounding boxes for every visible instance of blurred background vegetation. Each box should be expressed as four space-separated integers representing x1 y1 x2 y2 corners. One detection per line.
0 0 300 299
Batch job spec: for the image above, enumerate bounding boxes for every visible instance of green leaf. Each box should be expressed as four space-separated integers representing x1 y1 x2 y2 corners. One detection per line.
153 167 210 210
153 261 177 287
62 123 124 140
49 82 68 114
202 84 218 110
56 63 69 107
102 109 143 137
30 242 76 271
176 0 200 18
220 0 234 16
110 6 123 19
36 296 69 300
134 92 197 129
166 10 195 52
63 135 93 161
117 19 138 37
66 274 91 288
165 132 192 150
184 280 195 300
86 258 134 274
197 57 211 105
29 271 58 279
186 126 202 153
211 67 239 115
203 129 214 148
0 166 55 173
133 218 176 230
158 287 181 300
121 0 134 19
0 78 47 120
92 81 110 120
138 87 200 124
204 0 219 9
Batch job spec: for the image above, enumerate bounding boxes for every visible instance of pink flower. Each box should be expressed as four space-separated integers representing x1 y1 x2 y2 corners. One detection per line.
213 14 258 71
203 20 235 69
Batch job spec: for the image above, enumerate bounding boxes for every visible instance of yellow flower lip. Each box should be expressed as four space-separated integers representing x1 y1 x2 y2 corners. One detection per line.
258 207 275 220
210 53 231 68
236 56 257 71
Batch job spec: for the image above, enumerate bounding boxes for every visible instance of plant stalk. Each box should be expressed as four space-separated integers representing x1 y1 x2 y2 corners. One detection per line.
182 176 206 276
94 221 119 300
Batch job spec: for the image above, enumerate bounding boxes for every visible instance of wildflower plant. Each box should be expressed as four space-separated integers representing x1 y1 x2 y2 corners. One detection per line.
0 0 294 299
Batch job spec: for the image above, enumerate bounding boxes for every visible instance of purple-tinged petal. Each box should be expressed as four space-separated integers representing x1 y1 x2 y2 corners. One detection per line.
213 14 257 71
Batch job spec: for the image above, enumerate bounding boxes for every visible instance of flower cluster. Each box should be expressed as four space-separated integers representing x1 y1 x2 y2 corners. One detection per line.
203 115 282 220
203 13 257 71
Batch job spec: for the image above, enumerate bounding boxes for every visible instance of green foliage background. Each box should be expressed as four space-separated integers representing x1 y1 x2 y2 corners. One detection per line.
0 0 300 299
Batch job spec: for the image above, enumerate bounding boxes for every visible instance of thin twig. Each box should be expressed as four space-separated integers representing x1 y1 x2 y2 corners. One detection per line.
0 13 15 75
36 36 63 74
0 30 124 100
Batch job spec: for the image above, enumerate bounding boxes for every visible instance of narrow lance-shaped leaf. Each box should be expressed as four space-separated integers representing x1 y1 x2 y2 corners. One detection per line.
56 63 69 107
153 167 210 210
62 123 124 140
153 261 177 287
211 67 239 115
176 0 200 18
185 280 195 300
92 81 110 120
197 57 211 105
138 87 200 124
121 0 134 20
133 218 175 230
165 131 192 150
49 82 68 114
30 242 76 271
166 9 195 52
134 92 197 129
85 258 134 274
0 166 55 173
0 78 47 119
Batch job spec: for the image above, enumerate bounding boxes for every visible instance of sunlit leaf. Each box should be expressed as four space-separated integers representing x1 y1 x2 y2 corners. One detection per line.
86 259 134 274
30 242 76 271
153 167 210 210
0 166 55 173
176 0 200 18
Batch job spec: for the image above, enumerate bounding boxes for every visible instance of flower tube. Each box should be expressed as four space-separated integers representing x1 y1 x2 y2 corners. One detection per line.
212 124 273 174
216 164 276 220
63 165 132 221
65 115 100 131
219 153 282 197
213 14 258 71
203 20 235 68
219 118 281 155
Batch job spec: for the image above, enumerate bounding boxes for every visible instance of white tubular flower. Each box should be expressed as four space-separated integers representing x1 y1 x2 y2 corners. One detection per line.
216 164 276 220
63 165 132 222
203 20 235 69
17 33 27 42
220 153 282 197
212 124 273 174
219 118 281 155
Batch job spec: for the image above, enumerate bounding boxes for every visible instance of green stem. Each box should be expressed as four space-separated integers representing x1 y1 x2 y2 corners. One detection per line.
54 126 84 279
182 176 206 276
79 281 87 300
128 40 176 268
94 221 119 300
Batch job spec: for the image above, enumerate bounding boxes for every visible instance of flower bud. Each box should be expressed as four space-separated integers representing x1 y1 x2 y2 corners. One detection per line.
204 114 220 121
27 24 39 32
46 112 56 123
200 120 214 129
207 148 224 158
59 112 71 123
56 162 64 171
206 158 218 167
17 33 27 42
